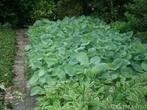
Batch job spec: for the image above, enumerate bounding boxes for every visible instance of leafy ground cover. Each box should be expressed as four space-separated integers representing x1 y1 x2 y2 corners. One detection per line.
0 28 16 110
26 16 147 110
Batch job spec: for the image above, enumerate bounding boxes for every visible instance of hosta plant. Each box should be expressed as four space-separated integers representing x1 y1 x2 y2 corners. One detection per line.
26 16 147 110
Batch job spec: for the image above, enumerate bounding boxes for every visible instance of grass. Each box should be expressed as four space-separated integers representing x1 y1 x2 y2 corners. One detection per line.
0 27 16 110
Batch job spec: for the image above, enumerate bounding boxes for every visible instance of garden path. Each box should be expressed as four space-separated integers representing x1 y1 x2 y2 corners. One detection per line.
4 29 36 110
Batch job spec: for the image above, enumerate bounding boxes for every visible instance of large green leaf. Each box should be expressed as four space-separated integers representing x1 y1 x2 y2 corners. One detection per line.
76 52 89 66
141 62 147 71
30 86 45 96
29 74 39 86
91 63 108 74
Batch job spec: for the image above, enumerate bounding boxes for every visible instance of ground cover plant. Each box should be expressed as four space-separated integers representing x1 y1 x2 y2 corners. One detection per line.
0 28 16 110
26 16 147 110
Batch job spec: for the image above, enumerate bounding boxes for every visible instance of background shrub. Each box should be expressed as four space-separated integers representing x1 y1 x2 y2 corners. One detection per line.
0 0 19 26
111 0 147 41
125 0 147 41
93 0 130 22
31 0 56 21
0 0 146 41
56 0 83 19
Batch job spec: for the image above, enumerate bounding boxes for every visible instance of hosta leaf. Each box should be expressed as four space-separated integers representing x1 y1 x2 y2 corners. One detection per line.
29 74 39 86
91 63 108 74
131 63 144 73
53 67 66 79
30 86 45 96
141 62 147 71
64 65 76 76
121 66 133 74
111 58 122 70
25 45 31 51
38 69 46 77
45 57 58 67
76 52 89 66
90 56 101 65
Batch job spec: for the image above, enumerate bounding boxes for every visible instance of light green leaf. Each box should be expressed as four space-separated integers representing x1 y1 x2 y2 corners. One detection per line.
45 58 58 67
132 63 144 73
54 67 66 79
111 58 122 70
30 86 45 96
91 63 108 74
64 65 75 76
76 52 89 66
0 84 6 91
29 74 39 86
90 56 101 65
38 69 46 77
25 45 31 51
141 62 147 71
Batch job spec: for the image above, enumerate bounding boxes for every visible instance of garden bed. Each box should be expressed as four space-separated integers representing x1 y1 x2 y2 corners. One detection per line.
26 16 147 110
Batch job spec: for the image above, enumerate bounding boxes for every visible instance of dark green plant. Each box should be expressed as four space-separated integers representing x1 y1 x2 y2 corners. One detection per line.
16 0 37 26
31 0 56 21
0 0 56 26
125 0 147 32
0 0 19 26
56 0 83 19
111 0 147 41
125 0 147 40
93 0 131 22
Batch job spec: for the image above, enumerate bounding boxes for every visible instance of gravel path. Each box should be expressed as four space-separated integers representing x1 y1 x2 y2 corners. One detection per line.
4 29 36 110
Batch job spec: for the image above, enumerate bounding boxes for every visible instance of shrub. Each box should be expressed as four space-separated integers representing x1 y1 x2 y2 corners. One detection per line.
0 0 57 26
125 0 147 40
0 0 19 26
16 0 37 26
111 0 147 41
125 0 147 32
111 21 132 33
31 0 56 21
56 0 83 19
93 0 131 22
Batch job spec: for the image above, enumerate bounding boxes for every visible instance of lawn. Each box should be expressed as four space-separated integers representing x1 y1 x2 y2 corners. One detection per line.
0 28 16 109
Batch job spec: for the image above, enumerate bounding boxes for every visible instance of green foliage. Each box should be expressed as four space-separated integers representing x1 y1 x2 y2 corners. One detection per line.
0 0 19 26
136 31 147 42
16 0 37 25
0 0 56 26
32 0 56 21
111 21 130 32
0 28 16 86
56 0 83 19
125 0 147 40
0 28 16 110
26 17 147 109
34 74 147 110
125 0 147 32
93 0 131 22
111 0 147 41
